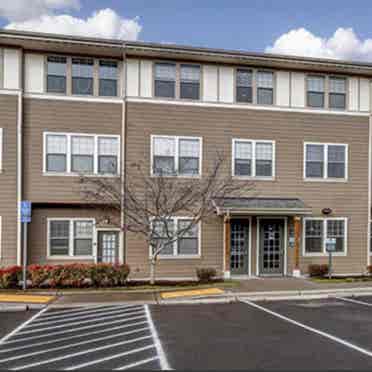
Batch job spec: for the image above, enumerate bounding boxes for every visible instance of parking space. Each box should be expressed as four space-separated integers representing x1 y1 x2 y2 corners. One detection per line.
0 310 38 341
0 304 169 370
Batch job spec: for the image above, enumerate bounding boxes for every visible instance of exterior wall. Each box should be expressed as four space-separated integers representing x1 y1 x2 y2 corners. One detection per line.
0 94 18 266
23 98 122 203
126 101 369 276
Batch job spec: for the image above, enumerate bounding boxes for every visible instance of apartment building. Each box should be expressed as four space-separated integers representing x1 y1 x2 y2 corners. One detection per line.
0 29 371 279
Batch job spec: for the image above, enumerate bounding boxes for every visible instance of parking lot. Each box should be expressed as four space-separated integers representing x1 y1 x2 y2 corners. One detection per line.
2 296 372 369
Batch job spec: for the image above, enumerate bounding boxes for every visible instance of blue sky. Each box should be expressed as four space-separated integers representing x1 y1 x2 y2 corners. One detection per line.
1 0 372 60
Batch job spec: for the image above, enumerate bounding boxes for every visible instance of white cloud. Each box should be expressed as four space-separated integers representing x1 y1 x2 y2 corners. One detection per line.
0 0 80 21
4 8 142 41
266 27 372 61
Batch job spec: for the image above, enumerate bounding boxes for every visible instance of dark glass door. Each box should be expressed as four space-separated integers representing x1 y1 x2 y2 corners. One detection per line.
97 231 119 264
230 220 250 275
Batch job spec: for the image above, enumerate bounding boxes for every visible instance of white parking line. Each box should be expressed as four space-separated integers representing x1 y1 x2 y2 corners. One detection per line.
145 305 171 370
115 356 160 370
11 335 153 370
0 327 150 364
18 310 145 334
4 318 147 344
38 304 121 318
335 296 372 307
240 298 372 359
28 306 142 326
64 344 156 370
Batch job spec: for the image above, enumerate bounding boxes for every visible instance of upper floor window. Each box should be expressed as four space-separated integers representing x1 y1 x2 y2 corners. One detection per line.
152 135 201 176
304 218 347 255
329 77 346 109
47 56 67 94
180 64 200 100
233 139 275 179
154 63 176 98
44 132 120 175
304 143 347 180
257 71 274 105
72 58 94 95
236 69 253 103
307 75 325 108
99 60 118 97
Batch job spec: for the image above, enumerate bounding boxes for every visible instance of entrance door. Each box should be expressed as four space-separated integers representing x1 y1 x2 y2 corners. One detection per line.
230 220 250 275
97 231 119 264
259 219 284 275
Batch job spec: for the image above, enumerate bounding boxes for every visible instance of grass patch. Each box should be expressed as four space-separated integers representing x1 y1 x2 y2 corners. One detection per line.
311 276 372 284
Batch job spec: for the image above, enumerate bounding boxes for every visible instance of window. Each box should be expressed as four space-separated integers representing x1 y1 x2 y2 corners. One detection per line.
154 63 176 98
236 69 253 103
233 139 274 178
151 217 200 258
304 218 347 255
72 58 94 95
99 60 118 97
257 71 274 105
49 219 95 257
152 136 201 176
304 143 347 180
180 64 200 100
307 75 325 108
44 133 120 175
47 56 67 94
329 77 346 109
46 134 67 172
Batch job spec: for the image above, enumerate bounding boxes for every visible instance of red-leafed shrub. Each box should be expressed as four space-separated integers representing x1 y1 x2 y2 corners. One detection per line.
308 264 329 277
196 267 217 283
367 265 372 275
0 263 130 289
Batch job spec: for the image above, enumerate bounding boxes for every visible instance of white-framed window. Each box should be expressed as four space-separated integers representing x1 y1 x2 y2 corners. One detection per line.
48 218 95 258
150 217 201 258
47 56 67 94
151 135 202 177
304 142 348 181
257 71 274 105
43 132 120 176
0 128 3 173
232 139 275 179
307 75 325 108
303 217 347 256
329 77 346 110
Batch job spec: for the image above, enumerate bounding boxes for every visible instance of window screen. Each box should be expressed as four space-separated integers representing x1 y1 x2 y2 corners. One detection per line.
71 136 94 173
179 138 200 175
74 221 93 256
72 58 94 95
46 134 67 172
153 137 176 175
236 69 253 103
327 220 345 253
98 137 118 174
305 220 323 253
329 77 346 109
307 76 325 108
306 144 324 178
47 56 67 94
154 63 176 98
153 219 174 255
328 145 346 178
177 219 199 255
180 65 200 100
234 141 252 176
257 71 273 105
255 142 273 177
50 220 70 255
99 60 118 97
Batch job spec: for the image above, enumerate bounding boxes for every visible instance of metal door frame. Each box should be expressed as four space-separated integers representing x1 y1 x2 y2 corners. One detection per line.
256 217 287 276
95 228 122 264
230 217 252 277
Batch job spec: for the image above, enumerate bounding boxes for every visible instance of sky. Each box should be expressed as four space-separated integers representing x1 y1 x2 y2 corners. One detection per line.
1 0 372 61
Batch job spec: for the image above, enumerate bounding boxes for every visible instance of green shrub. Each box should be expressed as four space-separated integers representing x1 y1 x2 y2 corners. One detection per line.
308 264 329 277
196 267 217 283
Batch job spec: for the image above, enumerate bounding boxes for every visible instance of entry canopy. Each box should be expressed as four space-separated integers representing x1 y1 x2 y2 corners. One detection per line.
213 197 312 216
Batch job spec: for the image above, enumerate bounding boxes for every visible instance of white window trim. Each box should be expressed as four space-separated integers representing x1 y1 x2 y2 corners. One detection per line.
150 135 202 177
232 138 276 180
149 216 202 259
47 218 97 260
303 142 348 182
302 217 348 257
43 132 121 176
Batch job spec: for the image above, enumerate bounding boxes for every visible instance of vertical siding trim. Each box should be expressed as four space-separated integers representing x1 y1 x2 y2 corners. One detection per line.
368 115 372 267
16 90 23 265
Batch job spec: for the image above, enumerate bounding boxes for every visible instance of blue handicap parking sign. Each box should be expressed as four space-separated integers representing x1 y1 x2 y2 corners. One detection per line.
21 201 32 223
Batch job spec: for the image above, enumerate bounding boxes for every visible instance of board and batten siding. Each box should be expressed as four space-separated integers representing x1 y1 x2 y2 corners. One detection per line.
3 48 21 90
0 94 18 266
126 101 369 276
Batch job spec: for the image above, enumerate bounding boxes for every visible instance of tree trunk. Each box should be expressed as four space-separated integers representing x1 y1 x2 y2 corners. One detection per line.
150 257 156 285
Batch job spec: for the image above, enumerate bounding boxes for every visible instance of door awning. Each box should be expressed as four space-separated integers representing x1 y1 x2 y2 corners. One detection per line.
213 197 312 216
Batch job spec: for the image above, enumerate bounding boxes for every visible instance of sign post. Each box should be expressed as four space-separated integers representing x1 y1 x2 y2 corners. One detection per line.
20 201 31 291
325 238 336 279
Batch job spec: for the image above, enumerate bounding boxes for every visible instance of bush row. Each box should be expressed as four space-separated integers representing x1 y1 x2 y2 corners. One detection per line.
0 263 130 289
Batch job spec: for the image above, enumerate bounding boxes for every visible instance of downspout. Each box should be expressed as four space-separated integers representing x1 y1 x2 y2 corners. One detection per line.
16 48 24 266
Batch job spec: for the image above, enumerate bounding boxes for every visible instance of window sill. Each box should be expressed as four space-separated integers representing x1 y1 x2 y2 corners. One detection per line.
304 178 347 183
47 256 95 260
303 252 347 257
150 255 201 260
233 176 275 181
150 174 201 179
43 172 120 178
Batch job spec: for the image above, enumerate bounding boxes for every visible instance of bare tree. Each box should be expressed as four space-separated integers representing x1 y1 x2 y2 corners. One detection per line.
80 153 254 284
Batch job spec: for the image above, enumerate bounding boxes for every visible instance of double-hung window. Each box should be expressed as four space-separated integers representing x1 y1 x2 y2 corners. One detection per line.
257 71 274 105
329 77 346 109
233 139 274 178
152 136 201 176
99 60 118 97
44 133 120 175
154 63 176 98
304 143 347 180
236 69 253 103
72 58 94 95
307 76 325 108
49 219 95 257
151 217 200 258
180 64 200 100
304 218 347 255
47 56 67 94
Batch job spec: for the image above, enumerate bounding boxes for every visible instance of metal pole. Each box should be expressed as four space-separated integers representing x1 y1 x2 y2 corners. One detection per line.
22 223 27 291
328 251 332 280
